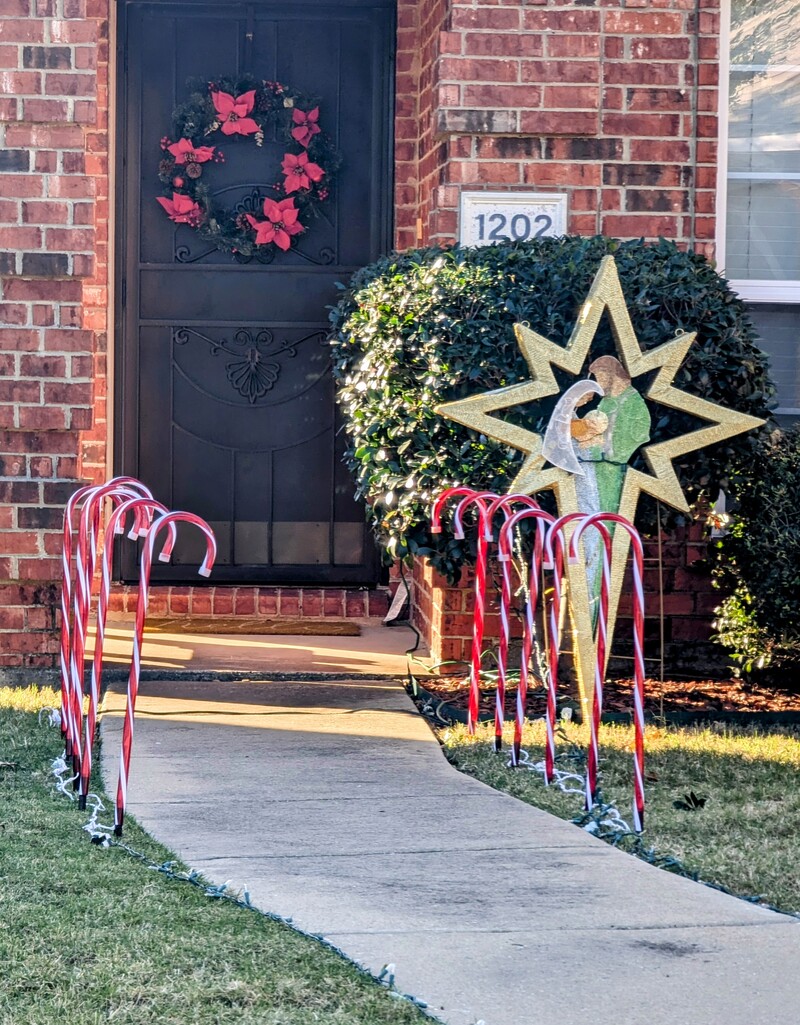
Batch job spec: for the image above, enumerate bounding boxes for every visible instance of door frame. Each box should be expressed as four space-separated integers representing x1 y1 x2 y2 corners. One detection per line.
112 0 396 585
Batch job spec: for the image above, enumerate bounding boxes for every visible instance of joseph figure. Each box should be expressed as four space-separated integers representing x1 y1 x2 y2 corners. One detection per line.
573 355 651 514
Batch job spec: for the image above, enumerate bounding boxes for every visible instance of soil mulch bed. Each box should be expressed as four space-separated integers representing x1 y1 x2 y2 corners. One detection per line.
414 672 800 721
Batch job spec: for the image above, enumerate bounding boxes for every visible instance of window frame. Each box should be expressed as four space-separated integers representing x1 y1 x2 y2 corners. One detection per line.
716 0 800 305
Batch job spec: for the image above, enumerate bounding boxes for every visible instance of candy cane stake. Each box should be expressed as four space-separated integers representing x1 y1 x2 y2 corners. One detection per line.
452 491 499 733
567 516 614 814
68 481 153 778
60 477 155 761
114 512 216 836
499 508 554 766
78 497 175 809
573 513 647 832
542 513 593 783
430 487 480 536
484 494 541 752
59 484 99 758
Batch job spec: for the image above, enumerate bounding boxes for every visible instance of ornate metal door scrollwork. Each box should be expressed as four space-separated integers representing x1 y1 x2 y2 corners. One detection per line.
172 326 327 404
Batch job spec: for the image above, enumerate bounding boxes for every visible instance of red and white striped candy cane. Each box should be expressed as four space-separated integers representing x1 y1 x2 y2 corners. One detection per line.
430 487 479 536
574 513 647 832
69 481 153 777
59 484 98 758
114 511 216 836
78 496 175 808
60 478 153 760
485 494 541 752
452 491 499 733
543 513 591 783
568 515 614 813
499 507 554 766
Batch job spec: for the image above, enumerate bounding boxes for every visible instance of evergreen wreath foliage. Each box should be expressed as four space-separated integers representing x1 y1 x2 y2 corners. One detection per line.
330 236 775 581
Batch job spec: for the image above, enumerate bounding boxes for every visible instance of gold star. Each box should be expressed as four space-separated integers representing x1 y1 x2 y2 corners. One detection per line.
436 255 764 711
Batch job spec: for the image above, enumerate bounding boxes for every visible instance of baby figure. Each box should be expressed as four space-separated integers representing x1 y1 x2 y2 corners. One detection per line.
571 408 609 449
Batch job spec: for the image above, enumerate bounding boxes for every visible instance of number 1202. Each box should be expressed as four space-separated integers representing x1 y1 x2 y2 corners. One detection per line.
475 211 554 242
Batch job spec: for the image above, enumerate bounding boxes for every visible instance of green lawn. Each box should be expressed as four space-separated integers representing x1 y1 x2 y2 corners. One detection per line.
440 718 800 916
0 687 429 1025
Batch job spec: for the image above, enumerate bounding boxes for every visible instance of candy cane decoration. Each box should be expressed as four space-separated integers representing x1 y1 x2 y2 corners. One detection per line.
59 484 98 758
484 494 541 752
78 496 175 808
567 515 614 814
114 511 216 836
499 508 554 766
59 478 154 761
542 513 594 783
451 491 500 733
430 486 480 536
68 480 154 777
573 513 647 832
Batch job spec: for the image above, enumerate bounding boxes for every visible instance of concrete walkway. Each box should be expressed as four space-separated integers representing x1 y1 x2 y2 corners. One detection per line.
101 674 800 1025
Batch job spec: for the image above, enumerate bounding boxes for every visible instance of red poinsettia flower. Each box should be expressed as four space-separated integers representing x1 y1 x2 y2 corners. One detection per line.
211 89 260 136
291 107 320 148
168 138 216 164
281 151 324 193
156 192 203 226
246 197 303 251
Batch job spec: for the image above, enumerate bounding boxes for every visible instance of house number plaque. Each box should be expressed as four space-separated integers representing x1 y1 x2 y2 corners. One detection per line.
459 191 568 247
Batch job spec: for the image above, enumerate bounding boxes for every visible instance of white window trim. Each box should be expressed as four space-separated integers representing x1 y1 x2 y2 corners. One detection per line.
716 0 800 306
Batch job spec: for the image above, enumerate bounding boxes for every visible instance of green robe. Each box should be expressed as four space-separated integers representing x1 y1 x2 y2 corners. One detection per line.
580 385 651 513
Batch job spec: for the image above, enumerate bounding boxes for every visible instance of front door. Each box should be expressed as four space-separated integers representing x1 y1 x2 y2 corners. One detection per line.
116 0 394 584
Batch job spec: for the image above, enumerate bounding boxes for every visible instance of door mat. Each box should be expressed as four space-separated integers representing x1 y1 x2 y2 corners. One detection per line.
143 617 361 637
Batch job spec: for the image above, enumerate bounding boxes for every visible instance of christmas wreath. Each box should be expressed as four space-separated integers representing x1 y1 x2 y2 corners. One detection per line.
157 74 341 260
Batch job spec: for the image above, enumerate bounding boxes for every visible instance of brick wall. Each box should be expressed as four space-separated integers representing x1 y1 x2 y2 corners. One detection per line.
1 0 723 669
0 0 110 667
406 0 720 257
412 524 718 671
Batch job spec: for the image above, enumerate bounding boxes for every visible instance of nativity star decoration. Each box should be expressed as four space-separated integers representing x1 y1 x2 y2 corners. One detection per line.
435 254 764 523
435 255 765 708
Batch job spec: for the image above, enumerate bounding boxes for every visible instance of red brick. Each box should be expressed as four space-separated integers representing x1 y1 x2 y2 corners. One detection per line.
0 20 46 43
0 226 42 248
5 279 81 302
345 592 367 618
5 124 84 147
22 200 70 224
257 591 279 616
44 72 96 96
542 85 599 109
602 113 681 137
46 176 95 199
520 111 599 136
0 176 43 198
521 59 599 84
524 10 600 33
233 587 257 615
547 34 600 59
604 11 684 35
452 8 520 31
279 589 301 616
17 406 68 429
464 32 542 58
601 213 680 238
23 99 70 121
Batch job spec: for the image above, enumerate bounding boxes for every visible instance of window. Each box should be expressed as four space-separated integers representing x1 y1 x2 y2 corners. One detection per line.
718 0 800 416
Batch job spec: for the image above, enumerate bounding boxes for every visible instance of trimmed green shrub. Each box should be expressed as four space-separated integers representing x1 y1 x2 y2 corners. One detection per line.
713 426 800 677
329 236 774 580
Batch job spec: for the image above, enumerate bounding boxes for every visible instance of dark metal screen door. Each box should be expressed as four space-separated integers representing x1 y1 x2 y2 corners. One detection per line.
115 0 394 584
